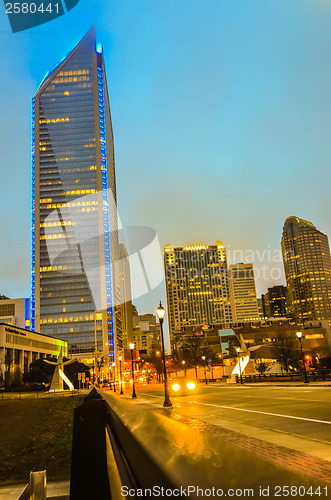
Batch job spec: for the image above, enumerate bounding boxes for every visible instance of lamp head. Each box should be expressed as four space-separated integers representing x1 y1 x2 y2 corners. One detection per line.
129 343 135 350
156 301 166 320
236 347 240 353
296 331 302 339
119 356 122 361
201 356 206 360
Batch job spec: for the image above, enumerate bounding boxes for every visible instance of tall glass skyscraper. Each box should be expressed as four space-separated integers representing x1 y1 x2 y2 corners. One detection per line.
164 242 232 342
31 28 122 363
281 216 331 324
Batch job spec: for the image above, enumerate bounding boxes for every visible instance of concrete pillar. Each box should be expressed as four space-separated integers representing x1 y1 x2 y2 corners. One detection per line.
19 350 24 373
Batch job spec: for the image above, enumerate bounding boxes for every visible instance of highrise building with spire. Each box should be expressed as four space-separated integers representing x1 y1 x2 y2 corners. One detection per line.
281 216 331 324
31 28 122 363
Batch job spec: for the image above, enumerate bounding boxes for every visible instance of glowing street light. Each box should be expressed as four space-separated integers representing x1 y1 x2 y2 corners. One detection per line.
201 356 208 385
296 332 309 384
129 343 137 398
156 301 172 408
119 355 124 395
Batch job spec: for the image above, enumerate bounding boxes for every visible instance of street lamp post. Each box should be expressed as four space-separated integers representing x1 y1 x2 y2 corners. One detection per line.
236 347 243 384
129 343 137 398
201 356 208 385
119 356 124 395
218 353 223 379
296 332 309 384
156 302 172 408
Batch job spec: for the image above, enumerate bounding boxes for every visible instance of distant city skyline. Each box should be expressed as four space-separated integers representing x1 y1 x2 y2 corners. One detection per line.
1 1 331 320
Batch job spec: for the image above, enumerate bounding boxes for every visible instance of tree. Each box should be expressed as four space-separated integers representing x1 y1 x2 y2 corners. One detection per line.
254 361 272 375
181 335 213 379
144 351 164 381
4 349 14 390
23 356 90 389
274 336 300 373
64 359 91 388
310 346 331 369
169 347 187 375
225 339 241 359
23 357 57 386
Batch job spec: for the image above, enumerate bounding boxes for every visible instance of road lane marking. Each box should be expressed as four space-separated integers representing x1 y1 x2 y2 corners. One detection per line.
191 402 331 425
274 397 330 403
139 394 162 399
139 391 329 404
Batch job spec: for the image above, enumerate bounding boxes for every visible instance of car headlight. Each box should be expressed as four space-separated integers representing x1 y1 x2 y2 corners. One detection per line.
187 382 195 390
172 384 181 391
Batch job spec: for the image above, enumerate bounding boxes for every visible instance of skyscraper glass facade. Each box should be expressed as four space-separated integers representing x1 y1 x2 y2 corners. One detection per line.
31 28 122 360
281 216 331 324
164 242 232 340
228 263 259 322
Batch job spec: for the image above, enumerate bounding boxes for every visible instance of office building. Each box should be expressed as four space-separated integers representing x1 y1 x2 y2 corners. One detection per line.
0 323 67 383
261 292 270 318
281 216 331 324
0 297 30 329
261 285 287 318
257 297 264 318
132 313 160 354
228 263 259 322
31 28 122 363
164 242 232 341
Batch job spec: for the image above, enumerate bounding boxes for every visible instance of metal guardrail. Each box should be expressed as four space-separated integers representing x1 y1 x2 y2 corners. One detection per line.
238 369 331 383
70 388 177 500
18 471 47 500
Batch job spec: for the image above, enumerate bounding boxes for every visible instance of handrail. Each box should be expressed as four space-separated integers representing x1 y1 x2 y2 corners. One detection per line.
70 388 177 500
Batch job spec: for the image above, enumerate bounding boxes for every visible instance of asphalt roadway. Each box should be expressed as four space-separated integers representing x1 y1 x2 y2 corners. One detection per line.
123 383 331 461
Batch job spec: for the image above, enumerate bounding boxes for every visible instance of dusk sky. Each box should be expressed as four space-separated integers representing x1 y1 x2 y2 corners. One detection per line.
1 0 331 321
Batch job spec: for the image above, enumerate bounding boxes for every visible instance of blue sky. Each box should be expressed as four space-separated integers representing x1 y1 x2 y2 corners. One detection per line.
1 0 331 321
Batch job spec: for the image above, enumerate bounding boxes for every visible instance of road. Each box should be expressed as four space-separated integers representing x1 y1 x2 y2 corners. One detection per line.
127 383 331 461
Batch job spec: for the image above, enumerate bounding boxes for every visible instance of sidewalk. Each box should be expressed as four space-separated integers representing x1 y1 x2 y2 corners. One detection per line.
0 480 70 499
165 412 331 484
210 380 331 387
